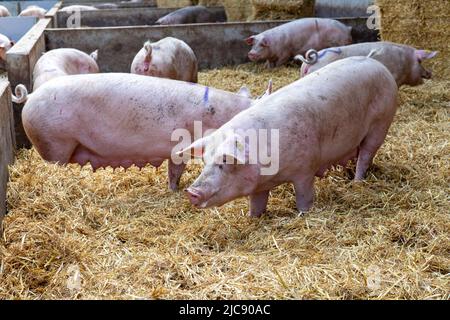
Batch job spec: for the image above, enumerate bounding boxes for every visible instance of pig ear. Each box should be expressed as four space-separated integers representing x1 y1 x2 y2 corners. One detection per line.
415 50 438 61
237 86 252 98
144 41 152 53
261 37 270 47
176 136 210 158
216 134 247 165
245 36 255 46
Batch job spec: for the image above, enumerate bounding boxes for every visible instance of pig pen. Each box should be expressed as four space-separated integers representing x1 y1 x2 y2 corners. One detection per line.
1 18 449 299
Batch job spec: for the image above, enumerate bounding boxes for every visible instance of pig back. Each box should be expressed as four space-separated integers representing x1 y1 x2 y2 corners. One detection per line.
23 73 252 155
225 57 397 171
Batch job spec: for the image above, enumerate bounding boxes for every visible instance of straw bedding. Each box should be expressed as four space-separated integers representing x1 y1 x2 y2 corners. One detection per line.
0 62 448 299
376 0 450 80
251 0 315 21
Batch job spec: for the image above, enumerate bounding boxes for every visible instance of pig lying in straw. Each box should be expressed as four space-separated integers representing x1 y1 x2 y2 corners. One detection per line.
246 18 352 68
19 5 47 18
180 55 399 216
19 74 272 191
155 5 227 25
295 41 438 87
12 48 99 104
59 5 99 12
0 5 11 17
131 37 198 83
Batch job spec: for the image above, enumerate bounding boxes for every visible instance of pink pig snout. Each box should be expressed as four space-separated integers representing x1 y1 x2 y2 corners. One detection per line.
248 52 259 61
185 188 204 207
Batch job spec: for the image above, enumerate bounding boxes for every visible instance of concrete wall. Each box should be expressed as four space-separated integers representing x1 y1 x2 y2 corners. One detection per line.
55 6 225 28
0 80 15 226
46 18 378 72
6 18 50 148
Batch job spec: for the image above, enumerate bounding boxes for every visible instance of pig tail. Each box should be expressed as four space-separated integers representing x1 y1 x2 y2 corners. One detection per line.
11 84 28 104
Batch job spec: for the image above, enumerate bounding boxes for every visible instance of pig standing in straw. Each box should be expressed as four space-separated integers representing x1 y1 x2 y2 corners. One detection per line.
246 18 352 68
17 74 274 190
131 37 198 83
296 41 438 87
180 54 399 216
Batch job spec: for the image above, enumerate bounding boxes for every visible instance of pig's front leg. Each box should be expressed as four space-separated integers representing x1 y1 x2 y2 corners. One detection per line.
264 60 277 69
168 160 186 191
293 175 315 214
249 190 270 217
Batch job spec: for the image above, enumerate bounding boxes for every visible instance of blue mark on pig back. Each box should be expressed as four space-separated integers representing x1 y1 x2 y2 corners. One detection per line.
203 87 209 104
318 48 342 59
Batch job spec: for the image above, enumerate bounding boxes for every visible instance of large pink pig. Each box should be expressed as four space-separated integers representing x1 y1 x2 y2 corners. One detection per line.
131 37 198 83
0 5 11 17
0 33 14 63
20 74 255 190
181 56 398 216
246 18 352 68
19 5 47 18
32 48 99 90
296 41 438 87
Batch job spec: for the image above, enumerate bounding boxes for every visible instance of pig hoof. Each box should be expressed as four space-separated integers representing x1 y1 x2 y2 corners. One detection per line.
248 211 264 218
297 210 308 217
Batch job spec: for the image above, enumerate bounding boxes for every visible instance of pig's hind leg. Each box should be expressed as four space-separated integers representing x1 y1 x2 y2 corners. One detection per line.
355 125 390 181
293 175 315 214
168 160 186 191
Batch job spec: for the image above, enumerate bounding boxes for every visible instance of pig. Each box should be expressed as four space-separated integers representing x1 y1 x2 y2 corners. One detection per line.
94 4 119 9
20 73 258 191
0 33 14 63
245 18 352 68
0 5 11 17
295 41 439 87
180 56 398 216
131 37 198 83
155 5 227 25
59 5 99 12
19 5 47 18
32 48 99 91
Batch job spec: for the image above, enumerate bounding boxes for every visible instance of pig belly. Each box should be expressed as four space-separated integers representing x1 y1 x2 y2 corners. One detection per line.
315 148 359 177
69 144 165 171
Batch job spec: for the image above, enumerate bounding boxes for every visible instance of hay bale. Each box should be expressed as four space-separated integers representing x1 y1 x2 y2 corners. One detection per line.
251 0 315 21
198 0 222 6
222 0 253 21
376 0 450 80
156 0 196 8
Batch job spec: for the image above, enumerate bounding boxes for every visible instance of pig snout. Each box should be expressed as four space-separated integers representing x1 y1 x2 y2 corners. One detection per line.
422 69 432 79
248 51 259 61
185 188 204 207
